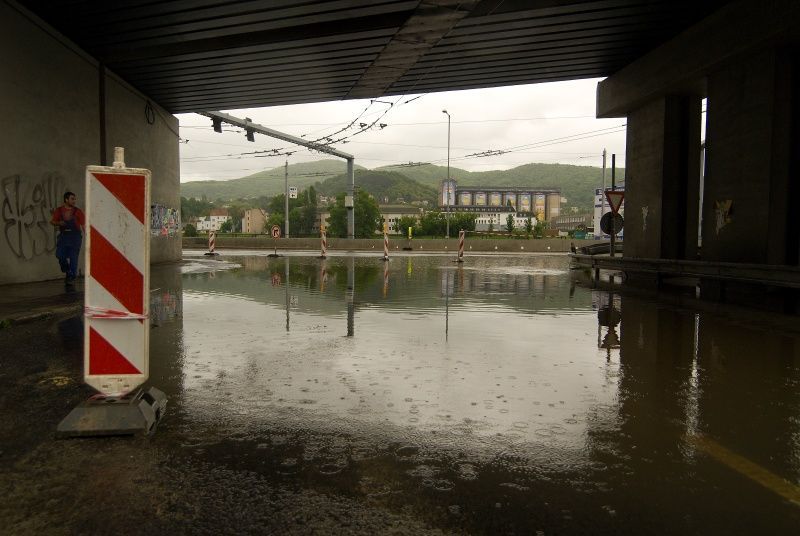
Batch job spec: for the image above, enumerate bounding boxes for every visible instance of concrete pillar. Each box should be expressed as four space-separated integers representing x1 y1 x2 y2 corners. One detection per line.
623 95 702 260
702 48 798 265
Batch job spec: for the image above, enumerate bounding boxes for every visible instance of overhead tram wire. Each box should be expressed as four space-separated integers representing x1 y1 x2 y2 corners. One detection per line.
297 98 391 146
180 124 623 167
180 123 624 165
179 114 609 154
180 115 597 130
425 125 628 165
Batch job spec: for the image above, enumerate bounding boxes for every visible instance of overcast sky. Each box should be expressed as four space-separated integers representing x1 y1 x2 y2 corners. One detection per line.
177 77 627 183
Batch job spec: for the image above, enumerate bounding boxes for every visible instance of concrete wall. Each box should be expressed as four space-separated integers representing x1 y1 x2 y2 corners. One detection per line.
624 96 701 260
702 49 796 264
0 1 180 285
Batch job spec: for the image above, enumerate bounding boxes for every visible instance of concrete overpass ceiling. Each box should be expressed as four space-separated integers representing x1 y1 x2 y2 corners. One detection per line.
18 0 730 113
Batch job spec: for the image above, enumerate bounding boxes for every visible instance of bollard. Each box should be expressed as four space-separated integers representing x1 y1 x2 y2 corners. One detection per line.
457 230 465 263
383 260 389 298
204 231 219 256
319 229 327 259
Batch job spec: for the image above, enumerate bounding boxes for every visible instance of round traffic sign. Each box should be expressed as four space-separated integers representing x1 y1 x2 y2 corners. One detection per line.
600 212 624 235
271 225 281 239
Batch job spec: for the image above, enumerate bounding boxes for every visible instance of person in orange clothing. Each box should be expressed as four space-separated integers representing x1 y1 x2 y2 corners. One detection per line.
50 191 85 285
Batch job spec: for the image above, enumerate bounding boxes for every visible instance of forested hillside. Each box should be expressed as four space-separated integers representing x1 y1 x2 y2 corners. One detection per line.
180 160 365 200
181 159 624 211
314 170 438 205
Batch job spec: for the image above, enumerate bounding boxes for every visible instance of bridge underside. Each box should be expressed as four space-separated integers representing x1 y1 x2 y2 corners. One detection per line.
594 0 800 311
16 0 726 113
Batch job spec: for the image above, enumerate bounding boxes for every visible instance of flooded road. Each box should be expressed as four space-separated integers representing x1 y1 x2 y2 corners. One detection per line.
144 252 800 534
3 252 799 534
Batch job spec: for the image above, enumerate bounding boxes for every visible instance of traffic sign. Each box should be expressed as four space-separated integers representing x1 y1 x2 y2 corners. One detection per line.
84 157 151 396
271 225 281 239
600 212 624 235
605 190 625 214
288 186 298 199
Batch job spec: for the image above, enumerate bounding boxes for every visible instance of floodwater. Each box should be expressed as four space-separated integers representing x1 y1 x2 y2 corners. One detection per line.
147 252 800 534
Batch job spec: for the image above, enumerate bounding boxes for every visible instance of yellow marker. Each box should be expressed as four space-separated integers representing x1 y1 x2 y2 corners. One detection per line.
688 434 800 506
408 226 413 240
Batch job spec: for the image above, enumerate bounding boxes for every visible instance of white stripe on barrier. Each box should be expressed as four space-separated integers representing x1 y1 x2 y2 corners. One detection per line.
89 177 146 272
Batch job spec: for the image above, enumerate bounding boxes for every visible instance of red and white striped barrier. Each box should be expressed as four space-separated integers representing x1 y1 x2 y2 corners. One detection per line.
458 230 465 262
320 229 327 259
383 232 389 261
204 230 217 256
383 260 389 298
84 148 150 396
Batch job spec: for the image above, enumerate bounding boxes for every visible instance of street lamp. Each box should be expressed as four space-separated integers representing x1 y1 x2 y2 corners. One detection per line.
442 109 451 238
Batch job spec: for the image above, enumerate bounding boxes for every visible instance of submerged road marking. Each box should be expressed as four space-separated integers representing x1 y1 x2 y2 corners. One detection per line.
688 434 800 507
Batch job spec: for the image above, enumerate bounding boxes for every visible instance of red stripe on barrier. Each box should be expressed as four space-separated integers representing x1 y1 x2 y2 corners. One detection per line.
90 228 144 314
92 173 145 224
88 327 141 374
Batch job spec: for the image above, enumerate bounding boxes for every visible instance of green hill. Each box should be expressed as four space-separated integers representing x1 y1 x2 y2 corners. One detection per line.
181 160 624 211
180 159 365 200
375 163 624 210
314 170 438 205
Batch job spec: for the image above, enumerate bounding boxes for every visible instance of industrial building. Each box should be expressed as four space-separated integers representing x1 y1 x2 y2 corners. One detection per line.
438 179 561 231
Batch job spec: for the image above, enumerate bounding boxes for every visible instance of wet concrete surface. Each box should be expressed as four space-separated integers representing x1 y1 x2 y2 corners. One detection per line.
2 253 800 534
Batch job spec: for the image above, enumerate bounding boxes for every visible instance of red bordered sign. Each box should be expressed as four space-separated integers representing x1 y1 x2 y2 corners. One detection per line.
605 190 625 214
84 164 151 396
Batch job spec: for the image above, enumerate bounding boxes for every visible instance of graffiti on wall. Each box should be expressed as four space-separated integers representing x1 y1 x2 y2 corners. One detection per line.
151 204 180 237
2 173 65 260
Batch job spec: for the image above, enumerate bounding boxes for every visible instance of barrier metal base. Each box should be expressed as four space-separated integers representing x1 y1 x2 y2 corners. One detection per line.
203 251 219 256
56 387 167 438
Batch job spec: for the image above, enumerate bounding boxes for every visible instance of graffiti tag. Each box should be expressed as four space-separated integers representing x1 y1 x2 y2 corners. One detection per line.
150 203 181 237
2 173 64 260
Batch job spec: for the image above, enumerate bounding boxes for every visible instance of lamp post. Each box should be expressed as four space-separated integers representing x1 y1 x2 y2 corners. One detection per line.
442 109 451 238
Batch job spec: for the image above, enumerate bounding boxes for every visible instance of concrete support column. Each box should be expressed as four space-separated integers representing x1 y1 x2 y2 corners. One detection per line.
702 49 798 265
623 95 701 260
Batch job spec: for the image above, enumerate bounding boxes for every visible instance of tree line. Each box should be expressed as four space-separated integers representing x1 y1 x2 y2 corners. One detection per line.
182 188 550 239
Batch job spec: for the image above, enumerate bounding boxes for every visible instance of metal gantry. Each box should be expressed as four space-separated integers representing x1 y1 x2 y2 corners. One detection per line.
200 111 356 239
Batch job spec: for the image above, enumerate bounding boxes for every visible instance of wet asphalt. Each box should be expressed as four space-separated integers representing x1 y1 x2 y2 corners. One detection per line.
1 253 799 535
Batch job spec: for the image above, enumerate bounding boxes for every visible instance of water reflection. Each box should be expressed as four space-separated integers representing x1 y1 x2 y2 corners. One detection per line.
149 253 800 533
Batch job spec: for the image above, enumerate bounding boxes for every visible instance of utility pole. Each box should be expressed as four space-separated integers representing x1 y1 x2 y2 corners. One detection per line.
601 148 606 239
284 159 289 239
347 157 354 239
442 109 451 239
610 153 616 258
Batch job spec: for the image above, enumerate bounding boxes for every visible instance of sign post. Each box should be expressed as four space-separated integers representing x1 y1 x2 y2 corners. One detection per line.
57 147 166 437
604 189 624 257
